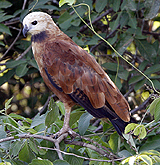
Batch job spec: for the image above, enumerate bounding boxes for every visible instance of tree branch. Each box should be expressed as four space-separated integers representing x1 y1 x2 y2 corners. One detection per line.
0 132 119 161
38 146 124 163
130 96 152 114
16 45 32 61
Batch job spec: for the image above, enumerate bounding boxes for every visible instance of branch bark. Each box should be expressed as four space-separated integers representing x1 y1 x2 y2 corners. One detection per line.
38 146 124 163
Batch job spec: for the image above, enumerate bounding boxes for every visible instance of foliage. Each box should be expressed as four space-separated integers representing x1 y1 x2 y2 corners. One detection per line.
0 0 160 164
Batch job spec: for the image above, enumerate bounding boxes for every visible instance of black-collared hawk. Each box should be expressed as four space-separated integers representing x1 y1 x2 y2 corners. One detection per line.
22 12 131 137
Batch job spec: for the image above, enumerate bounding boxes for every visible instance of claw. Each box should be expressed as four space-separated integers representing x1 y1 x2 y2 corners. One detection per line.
50 126 79 139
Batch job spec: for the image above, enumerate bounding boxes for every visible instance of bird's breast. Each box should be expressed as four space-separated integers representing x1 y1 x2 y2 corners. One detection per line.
32 42 45 71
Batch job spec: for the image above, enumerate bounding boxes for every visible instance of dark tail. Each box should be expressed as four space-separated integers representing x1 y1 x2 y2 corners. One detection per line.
69 88 133 136
109 118 129 136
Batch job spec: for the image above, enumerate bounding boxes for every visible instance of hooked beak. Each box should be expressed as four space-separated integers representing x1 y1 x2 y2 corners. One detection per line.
22 24 29 37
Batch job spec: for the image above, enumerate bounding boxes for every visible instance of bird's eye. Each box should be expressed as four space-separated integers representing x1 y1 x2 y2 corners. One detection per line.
31 21 37 25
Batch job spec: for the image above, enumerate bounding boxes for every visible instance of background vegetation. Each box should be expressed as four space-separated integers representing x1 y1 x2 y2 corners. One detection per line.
0 0 160 164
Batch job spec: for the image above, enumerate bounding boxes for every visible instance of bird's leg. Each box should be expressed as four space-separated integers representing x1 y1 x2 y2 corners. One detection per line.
51 104 78 139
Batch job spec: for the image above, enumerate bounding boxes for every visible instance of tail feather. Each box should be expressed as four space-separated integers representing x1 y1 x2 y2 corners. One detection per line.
69 88 132 136
109 118 128 136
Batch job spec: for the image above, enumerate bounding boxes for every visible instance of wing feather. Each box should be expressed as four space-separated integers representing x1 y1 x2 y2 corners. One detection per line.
42 39 130 122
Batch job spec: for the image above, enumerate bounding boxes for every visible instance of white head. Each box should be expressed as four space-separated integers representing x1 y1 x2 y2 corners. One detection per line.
22 12 57 36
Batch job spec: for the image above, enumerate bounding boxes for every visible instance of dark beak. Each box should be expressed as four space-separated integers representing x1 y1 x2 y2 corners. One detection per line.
22 24 29 37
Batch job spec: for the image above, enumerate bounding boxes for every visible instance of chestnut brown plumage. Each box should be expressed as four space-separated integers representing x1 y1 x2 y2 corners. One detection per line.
23 12 131 136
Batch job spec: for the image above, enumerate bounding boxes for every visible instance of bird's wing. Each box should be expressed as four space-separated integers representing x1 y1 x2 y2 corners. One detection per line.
43 39 130 122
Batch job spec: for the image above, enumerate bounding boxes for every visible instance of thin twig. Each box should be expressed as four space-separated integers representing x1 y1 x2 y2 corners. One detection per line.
79 9 113 33
147 123 160 134
130 96 152 114
124 87 134 98
90 25 120 52
65 139 110 157
38 146 124 163
0 68 7 74
16 45 32 61
0 29 22 61
0 0 28 61
39 94 56 115
81 136 119 159
22 0 28 10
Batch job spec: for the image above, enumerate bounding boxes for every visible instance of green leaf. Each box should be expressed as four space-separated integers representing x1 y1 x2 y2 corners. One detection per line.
138 155 152 165
102 62 124 72
0 162 11 165
154 100 160 122
128 16 137 29
0 126 7 139
127 28 146 39
0 1 12 8
134 125 147 139
0 24 11 35
118 70 129 80
69 111 84 127
134 79 146 91
144 0 160 20
126 0 137 11
112 0 120 12
5 96 13 110
129 75 143 85
53 160 70 165
0 40 5 46
56 102 65 115
110 12 121 31
108 132 119 153
95 0 108 13
78 112 93 135
123 134 137 151
71 19 81 27
135 39 157 61
29 139 39 155
64 148 83 165
31 113 46 128
118 150 132 158
144 64 160 75
29 159 53 165
58 11 72 30
28 59 39 69
9 140 23 157
139 135 160 152
149 97 160 116
125 123 136 134
113 34 133 56
120 13 129 28
125 123 147 139
19 140 36 163
0 15 14 22
9 113 32 123
59 0 75 7
45 98 59 127
140 150 160 156
6 60 27 68
16 64 29 77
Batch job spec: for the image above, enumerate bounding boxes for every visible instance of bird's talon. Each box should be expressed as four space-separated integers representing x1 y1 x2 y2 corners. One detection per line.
50 127 78 139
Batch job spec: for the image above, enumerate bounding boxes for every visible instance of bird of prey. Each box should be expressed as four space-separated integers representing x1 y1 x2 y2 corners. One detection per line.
23 12 131 137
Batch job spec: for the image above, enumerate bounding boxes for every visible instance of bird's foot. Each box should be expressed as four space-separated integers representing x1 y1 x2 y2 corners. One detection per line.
50 126 78 139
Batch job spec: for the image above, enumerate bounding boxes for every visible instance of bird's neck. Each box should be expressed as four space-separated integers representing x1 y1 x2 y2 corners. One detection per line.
31 31 48 43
